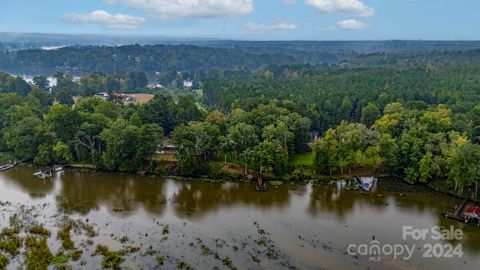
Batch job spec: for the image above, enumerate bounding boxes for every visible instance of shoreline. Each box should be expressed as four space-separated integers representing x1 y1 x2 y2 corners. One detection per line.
9 162 479 203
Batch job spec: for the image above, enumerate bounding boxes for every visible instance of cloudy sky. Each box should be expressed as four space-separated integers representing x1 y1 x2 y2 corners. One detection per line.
0 0 479 40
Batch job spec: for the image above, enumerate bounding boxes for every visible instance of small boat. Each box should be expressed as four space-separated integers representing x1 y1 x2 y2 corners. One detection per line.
0 163 16 171
463 206 480 225
359 182 374 192
33 170 53 179
354 176 377 192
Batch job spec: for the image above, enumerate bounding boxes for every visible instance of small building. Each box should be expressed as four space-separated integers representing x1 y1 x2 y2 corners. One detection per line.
157 138 177 154
96 92 109 98
183 80 193 88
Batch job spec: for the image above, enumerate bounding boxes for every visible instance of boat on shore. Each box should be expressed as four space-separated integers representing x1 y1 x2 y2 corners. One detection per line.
354 176 377 192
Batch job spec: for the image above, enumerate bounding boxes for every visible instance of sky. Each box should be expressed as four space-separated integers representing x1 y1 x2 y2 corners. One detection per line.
0 0 479 40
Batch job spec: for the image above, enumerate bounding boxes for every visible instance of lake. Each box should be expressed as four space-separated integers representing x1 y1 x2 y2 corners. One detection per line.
0 166 479 269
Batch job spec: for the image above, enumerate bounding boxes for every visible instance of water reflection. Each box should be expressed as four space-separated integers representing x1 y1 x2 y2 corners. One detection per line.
1 166 480 257
171 181 291 219
55 171 167 215
0 166 55 197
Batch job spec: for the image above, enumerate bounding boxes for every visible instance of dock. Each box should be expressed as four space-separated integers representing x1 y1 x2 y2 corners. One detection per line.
53 164 68 172
0 163 16 172
445 198 480 226
33 170 53 179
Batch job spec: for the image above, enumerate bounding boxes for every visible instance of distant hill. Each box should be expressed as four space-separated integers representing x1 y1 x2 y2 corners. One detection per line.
2 33 480 53
2 33 480 76
0 44 347 76
341 49 480 68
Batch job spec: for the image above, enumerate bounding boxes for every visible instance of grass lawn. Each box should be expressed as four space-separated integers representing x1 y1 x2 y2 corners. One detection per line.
128 93 155 104
290 152 314 167
154 154 177 162
193 89 203 98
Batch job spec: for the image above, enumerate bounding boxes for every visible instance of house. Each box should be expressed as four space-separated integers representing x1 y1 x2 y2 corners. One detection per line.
157 138 177 154
183 80 193 88
95 92 134 102
96 92 109 98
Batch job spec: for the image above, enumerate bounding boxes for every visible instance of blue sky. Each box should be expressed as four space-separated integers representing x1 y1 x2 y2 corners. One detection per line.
0 0 479 40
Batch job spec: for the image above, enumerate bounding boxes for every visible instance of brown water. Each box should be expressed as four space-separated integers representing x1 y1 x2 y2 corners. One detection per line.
1 166 479 269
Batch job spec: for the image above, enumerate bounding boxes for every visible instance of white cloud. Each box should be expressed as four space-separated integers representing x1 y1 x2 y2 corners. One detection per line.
245 21 298 31
105 0 254 19
305 0 375 17
336 19 371 30
61 10 146 30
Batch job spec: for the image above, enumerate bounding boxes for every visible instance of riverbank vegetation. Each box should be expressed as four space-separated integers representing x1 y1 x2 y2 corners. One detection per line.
2 47 480 197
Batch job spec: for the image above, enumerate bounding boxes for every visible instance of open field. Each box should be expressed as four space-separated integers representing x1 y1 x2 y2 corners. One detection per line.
290 152 314 167
128 94 155 104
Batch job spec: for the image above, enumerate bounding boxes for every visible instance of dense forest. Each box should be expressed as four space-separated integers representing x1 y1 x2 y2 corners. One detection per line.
342 49 480 68
1 45 480 197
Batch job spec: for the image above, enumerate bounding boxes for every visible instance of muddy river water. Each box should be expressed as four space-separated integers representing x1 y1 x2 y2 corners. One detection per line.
0 166 479 269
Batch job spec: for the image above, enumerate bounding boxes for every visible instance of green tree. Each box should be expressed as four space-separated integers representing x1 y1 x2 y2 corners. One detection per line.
444 135 480 195
242 141 276 180
361 102 381 127
140 94 178 134
226 123 258 158
53 141 74 164
45 104 81 142
172 122 222 175
55 88 74 105
33 76 49 91
313 129 339 175
34 143 53 165
4 116 47 160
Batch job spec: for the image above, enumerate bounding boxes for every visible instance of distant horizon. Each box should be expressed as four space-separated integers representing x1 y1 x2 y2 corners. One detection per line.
2 32 480 43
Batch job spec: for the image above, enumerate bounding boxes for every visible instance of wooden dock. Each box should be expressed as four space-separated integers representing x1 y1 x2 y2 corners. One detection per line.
445 198 471 222
0 163 16 172
33 170 53 179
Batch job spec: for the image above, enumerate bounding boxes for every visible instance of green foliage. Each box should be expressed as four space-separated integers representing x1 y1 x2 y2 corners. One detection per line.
225 123 259 156
53 141 74 164
0 228 21 256
2 46 480 195
94 245 125 270
25 236 53 270
101 119 162 172
172 121 222 175
361 102 381 127
242 141 281 175
4 116 47 160
34 143 53 165
33 76 49 91
45 104 81 142
313 122 382 175
0 45 322 76
52 253 69 268
444 135 480 195
0 253 8 269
